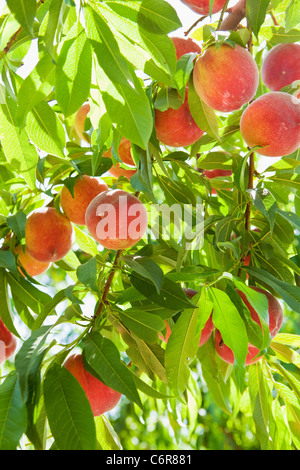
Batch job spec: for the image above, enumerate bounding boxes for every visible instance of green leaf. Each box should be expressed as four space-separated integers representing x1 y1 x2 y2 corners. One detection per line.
43 363 96 450
165 308 200 397
209 287 248 370
16 53 56 127
95 415 122 450
246 0 270 37
107 0 182 35
76 257 98 292
0 372 27 450
244 266 300 313
130 273 196 310
26 100 66 158
249 363 273 449
123 255 164 293
188 76 220 141
0 269 20 337
7 0 36 36
97 2 177 86
0 250 19 278
6 271 52 315
15 326 51 398
56 23 92 117
285 0 300 30
0 91 38 190
85 5 153 149
74 225 98 257
6 210 26 241
119 308 165 343
82 331 142 407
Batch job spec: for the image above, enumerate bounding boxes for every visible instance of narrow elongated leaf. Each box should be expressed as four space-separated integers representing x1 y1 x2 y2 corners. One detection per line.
188 77 219 141
85 5 153 148
246 0 269 37
105 0 182 35
56 24 92 117
0 372 27 450
120 308 165 343
244 266 300 313
82 331 142 407
123 255 164 293
0 269 20 337
16 53 56 127
7 0 36 36
130 273 196 310
95 415 122 450
26 100 66 157
165 308 199 396
15 326 51 398
0 92 38 190
43 363 96 450
209 287 248 370
285 0 300 30
249 364 273 449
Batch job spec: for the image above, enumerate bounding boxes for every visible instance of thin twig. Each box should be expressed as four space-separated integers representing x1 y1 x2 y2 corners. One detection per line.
95 250 122 318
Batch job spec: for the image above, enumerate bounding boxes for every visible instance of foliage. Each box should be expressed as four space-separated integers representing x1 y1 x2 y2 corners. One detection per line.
0 0 300 451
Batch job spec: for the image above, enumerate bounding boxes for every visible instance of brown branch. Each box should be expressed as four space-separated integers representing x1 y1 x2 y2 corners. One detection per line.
218 0 247 31
245 151 255 232
95 250 122 318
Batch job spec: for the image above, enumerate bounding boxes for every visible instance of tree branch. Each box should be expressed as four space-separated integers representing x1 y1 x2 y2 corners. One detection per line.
218 0 247 31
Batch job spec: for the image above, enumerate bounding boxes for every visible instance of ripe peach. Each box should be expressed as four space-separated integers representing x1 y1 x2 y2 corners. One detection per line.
240 92 300 157
15 244 50 277
261 43 300 96
0 318 17 363
74 102 90 142
25 207 74 263
64 353 121 416
85 189 148 250
171 36 201 60
215 286 284 365
193 44 259 113
104 137 137 180
155 88 204 147
180 0 228 15
60 175 108 226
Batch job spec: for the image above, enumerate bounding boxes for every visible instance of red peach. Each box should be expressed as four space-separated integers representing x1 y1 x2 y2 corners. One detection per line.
240 92 300 157
155 88 204 147
60 175 108 226
261 43 300 97
0 318 17 363
85 189 148 250
25 207 74 262
104 137 137 180
171 36 201 60
215 286 284 365
64 353 121 416
180 0 228 15
193 44 259 113
15 244 50 277
74 102 90 142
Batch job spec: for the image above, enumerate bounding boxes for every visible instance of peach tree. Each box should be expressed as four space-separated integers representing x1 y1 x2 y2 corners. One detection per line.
0 0 300 451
